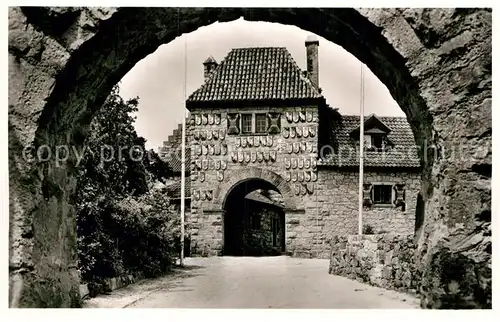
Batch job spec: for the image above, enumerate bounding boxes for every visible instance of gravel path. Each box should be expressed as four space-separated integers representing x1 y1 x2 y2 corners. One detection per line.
84 256 420 309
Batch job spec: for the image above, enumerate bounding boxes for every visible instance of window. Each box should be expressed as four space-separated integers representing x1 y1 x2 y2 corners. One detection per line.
373 185 392 205
363 135 371 148
255 113 267 133
371 135 384 150
241 114 253 134
363 134 385 151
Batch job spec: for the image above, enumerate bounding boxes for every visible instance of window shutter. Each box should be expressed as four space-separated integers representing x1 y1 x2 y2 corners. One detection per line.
227 113 240 134
267 112 281 134
363 183 373 206
393 184 406 208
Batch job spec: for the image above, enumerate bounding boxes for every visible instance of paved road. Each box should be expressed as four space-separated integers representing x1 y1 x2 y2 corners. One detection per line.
85 256 420 309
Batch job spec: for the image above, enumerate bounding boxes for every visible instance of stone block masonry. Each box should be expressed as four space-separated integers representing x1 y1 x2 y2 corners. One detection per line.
329 234 419 293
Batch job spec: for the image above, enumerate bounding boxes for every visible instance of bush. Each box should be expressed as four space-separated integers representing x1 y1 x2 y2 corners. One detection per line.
77 187 180 292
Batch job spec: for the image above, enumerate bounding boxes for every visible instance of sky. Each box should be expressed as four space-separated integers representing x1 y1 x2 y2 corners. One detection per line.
119 18 404 151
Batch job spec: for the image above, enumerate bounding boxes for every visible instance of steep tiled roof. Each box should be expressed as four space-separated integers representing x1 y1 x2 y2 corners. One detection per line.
319 114 421 169
187 47 322 103
165 179 191 200
164 147 191 173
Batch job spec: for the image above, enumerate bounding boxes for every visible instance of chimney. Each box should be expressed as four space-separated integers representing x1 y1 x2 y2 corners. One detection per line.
305 35 319 88
203 56 218 82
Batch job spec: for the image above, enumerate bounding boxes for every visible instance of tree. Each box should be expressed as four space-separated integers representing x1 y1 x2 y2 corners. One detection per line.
75 84 178 291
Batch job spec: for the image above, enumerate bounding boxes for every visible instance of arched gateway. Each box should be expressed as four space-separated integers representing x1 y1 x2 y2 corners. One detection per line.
8 8 491 308
189 168 302 257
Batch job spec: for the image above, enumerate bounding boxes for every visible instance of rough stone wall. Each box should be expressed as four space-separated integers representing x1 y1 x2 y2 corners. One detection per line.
242 206 284 256
329 234 419 292
8 7 491 308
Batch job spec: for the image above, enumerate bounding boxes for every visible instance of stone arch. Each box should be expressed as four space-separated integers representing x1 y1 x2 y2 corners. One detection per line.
8 7 491 308
213 168 299 211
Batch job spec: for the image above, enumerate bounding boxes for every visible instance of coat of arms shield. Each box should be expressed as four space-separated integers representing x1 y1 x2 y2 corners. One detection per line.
205 190 213 201
303 127 309 138
207 131 213 141
298 158 304 169
194 190 200 200
247 137 254 147
215 114 221 125
244 152 250 163
311 171 318 182
266 136 273 147
286 144 293 154
291 158 298 169
195 114 201 125
294 184 301 195
217 171 224 182
257 151 263 163
309 127 316 137
290 127 296 138
219 129 226 140
304 158 311 169
195 160 202 170
286 111 293 123
214 144 221 155
236 137 241 147
306 111 313 122
202 114 208 125
241 137 247 148
270 151 276 162
305 171 311 182
296 127 302 138
251 152 257 163
263 151 270 161
291 172 298 182
238 151 244 163
200 130 207 140
285 158 291 169
221 160 227 170
208 114 214 125
283 127 290 139
299 111 306 122
213 130 219 140
254 136 260 147
293 142 299 154
199 172 205 182
231 152 237 162
285 171 291 182
194 130 200 140
202 145 208 155
293 112 299 123
298 172 304 182
208 145 214 155
222 144 228 155
202 159 208 170
215 160 221 170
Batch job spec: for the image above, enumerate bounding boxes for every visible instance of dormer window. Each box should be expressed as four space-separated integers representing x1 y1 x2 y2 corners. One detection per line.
351 114 393 153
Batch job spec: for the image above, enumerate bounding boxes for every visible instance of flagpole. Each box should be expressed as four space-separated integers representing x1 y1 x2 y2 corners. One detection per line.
358 63 364 235
180 34 187 266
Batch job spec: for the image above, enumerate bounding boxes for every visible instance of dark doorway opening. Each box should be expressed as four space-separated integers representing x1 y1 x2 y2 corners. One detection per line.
223 179 285 256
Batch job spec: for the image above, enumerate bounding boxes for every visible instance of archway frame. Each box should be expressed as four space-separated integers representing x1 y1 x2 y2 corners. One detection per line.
213 167 300 212
8 7 491 308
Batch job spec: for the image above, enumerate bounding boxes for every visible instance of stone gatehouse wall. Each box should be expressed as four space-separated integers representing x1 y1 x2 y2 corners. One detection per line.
186 106 421 258
329 234 419 293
